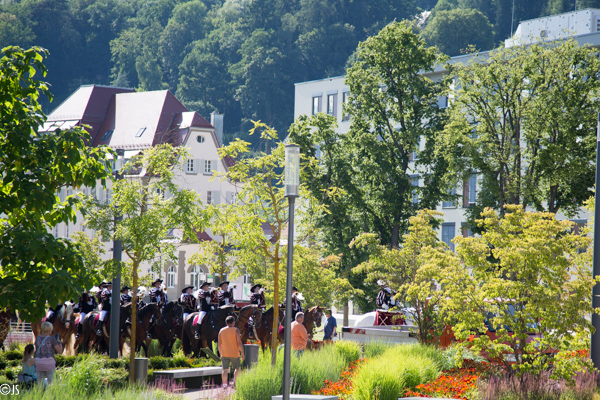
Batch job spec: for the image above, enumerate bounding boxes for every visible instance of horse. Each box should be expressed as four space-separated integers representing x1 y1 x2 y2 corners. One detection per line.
236 305 263 344
0 309 18 351
75 304 131 355
256 306 285 354
146 301 183 357
32 302 77 353
181 306 236 358
302 306 324 339
133 303 162 357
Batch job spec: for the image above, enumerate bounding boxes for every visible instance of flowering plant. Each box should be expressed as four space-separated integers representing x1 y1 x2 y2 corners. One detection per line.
312 358 365 398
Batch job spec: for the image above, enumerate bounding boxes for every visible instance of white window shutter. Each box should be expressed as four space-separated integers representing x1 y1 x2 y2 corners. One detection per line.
199 159 205 174
212 160 218 173
226 191 232 204
213 191 220 205
195 159 200 173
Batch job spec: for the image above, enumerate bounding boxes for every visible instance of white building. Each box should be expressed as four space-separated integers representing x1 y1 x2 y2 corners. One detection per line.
294 9 600 250
41 85 249 298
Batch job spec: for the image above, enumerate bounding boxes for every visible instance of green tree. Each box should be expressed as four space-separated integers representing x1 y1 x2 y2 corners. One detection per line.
352 210 451 344
83 144 201 381
441 205 595 375
337 21 449 248
421 8 494 56
0 46 111 320
439 39 600 231
0 12 35 47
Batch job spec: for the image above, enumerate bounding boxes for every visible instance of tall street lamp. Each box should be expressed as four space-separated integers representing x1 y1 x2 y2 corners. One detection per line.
110 148 124 359
282 144 300 400
593 114 600 368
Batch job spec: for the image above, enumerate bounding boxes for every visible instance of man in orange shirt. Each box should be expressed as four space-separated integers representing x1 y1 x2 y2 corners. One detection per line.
218 315 245 386
290 312 310 356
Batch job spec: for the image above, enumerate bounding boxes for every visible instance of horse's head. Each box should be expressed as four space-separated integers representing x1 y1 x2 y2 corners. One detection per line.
63 301 74 327
312 306 323 327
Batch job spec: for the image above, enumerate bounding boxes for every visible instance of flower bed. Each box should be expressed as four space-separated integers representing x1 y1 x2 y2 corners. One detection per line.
312 358 365 398
404 359 489 400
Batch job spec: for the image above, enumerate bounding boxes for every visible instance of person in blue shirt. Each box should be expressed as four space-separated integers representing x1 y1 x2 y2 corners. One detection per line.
321 309 337 341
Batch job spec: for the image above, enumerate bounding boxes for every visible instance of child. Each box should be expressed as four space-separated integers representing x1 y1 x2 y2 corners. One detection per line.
19 344 37 387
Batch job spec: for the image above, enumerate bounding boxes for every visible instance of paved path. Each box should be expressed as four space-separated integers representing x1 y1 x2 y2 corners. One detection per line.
182 386 235 399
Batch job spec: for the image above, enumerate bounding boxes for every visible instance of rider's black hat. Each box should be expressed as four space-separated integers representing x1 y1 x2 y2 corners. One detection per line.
218 281 230 288
121 286 131 292
200 281 211 288
182 286 194 293
251 284 262 292
152 278 163 285
292 286 299 292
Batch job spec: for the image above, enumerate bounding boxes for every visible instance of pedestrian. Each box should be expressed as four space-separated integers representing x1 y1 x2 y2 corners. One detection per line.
18 344 36 387
320 309 337 342
34 321 63 386
291 312 309 356
217 315 245 387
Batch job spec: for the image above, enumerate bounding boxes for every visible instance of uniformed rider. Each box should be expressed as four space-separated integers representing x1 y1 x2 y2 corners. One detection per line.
120 286 132 306
180 286 196 320
97 281 112 335
218 281 236 307
149 279 167 306
284 286 303 320
76 289 97 339
376 287 396 310
249 284 266 310
96 281 108 306
196 281 213 340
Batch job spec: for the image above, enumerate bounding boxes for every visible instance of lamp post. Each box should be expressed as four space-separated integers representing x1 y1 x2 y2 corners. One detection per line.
109 149 124 359
593 114 600 368
282 144 300 400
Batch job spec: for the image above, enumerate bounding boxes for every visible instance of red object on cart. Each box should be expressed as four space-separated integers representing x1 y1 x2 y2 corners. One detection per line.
374 310 405 326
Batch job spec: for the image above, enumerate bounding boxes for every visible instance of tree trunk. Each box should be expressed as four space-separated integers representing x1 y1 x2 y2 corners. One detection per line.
343 303 349 327
390 223 400 248
129 260 139 383
271 256 280 366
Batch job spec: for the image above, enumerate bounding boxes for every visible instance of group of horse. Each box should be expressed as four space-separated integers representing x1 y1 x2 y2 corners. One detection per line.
0 303 324 358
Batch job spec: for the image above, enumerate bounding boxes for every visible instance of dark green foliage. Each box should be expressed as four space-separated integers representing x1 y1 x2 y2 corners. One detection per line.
3 351 22 361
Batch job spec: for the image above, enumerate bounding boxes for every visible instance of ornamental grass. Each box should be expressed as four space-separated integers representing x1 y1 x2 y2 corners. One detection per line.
351 344 448 400
234 340 362 400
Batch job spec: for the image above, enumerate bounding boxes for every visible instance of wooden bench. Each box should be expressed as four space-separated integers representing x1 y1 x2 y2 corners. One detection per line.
153 366 223 388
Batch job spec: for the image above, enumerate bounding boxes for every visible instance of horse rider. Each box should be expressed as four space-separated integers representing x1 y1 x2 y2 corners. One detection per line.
180 286 196 320
149 279 167 307
284 286 303 320
249 284 266 310
75 289 97 339
96 280 108 306
218 281 236 307
97 281 112 335
210 286 219 309
135 288 147 309
376 287 396 310
46 302 64 323
196 281 213 339
120 286 132 306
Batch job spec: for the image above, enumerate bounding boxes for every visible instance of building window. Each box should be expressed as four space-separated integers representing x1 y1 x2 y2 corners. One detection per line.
207 191 212 204
101 130 113 141
197 135 205 143
204 160 212 174
231 192 237 204
312 96 321 115
105 188 111 204
135 127 146 138
342 92 350 121
167 266 176 288
327 94 336 116
442 223 456 252
461 224 473 238
442 187 456 208
411 177 419 205
469 173 477 204
186 159 195 174
190 265 200 288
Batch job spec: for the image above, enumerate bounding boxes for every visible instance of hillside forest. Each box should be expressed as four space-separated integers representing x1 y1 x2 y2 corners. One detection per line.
1 0 599 147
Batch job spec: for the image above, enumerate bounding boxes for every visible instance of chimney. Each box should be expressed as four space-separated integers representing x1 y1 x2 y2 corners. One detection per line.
210 112 224 147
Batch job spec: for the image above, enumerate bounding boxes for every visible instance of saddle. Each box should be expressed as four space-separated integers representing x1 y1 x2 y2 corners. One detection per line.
93 313 101 327
192 313 206 327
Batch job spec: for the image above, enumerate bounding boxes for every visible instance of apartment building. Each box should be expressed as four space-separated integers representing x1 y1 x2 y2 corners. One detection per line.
41 84 249 298
294 9 600 248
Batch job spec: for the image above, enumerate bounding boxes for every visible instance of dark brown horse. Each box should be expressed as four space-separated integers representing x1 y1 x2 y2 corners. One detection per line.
133 303 162 357
75 304 131 355
236 305 262 344
32 302 77 353
146 301 183 357
0 309 18 351
257 307 285 353
181 306 236 357
303 306 324 339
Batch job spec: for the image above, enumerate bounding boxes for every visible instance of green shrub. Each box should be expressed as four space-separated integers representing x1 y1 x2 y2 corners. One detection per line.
8 342 26 352
292 344 350 394
65 354 106 395
105 358 129 370
235 350 282 400
55 354 81 368
8 359 20 367
363 341 393 359
0 359 7 370
4 366 19 381
352 344 444 400
334 340 361 364
3 350 22 361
